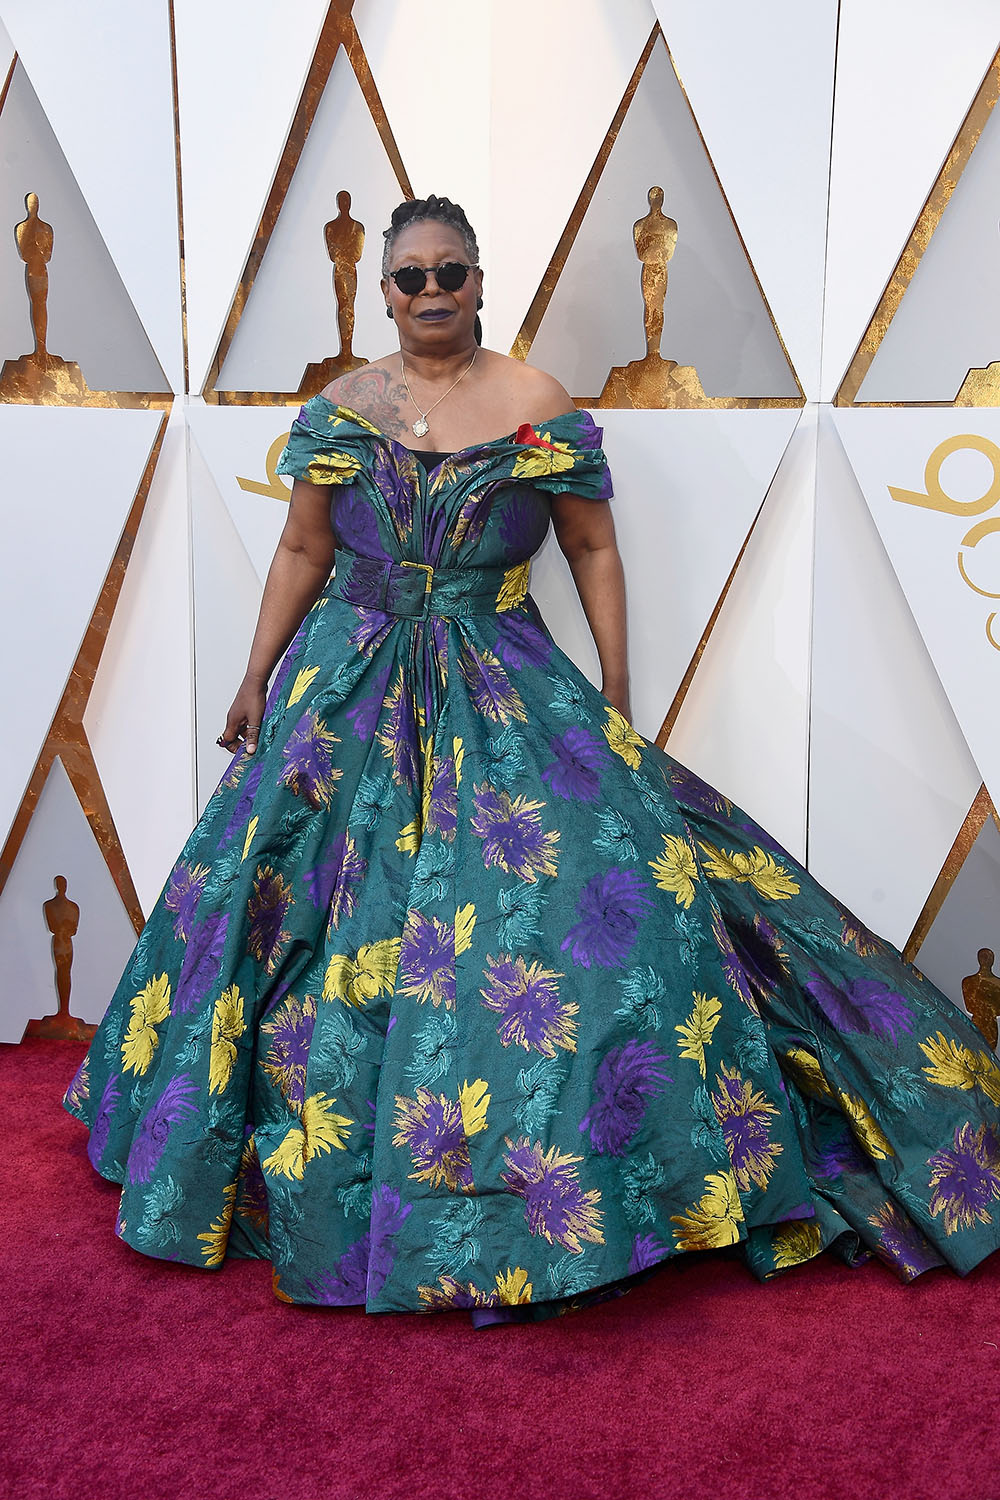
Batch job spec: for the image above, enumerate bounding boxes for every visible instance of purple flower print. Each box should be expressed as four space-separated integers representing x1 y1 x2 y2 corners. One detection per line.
668 764 731 817
398 911 456 1009
246 867 294 975
373 445 414 541
500 1136 604 1253
578 1040 672 1156
330 489 389 558
458 644 526 725
87 1073 121 1169
175 911 229 1014
127 1074 200 1184
479 954 577 1056
259 994 317 1111
471 782 559 883
710 1064 782 1192
219 759 265 849
541 727 609 803
281 710 342 808
163 862 210 942
376 670 420 791
495 614 552 672
498 493 542 556
368 1184 413 1297
392 1089 474 1192
628 1231 668 1274
806 972 914 1046
305 1238 370 1305
346 664 392 741
867 1201 942 1278
928 1122 1000 1233
303 832 368 931
427 755 457 840
561 868 653 969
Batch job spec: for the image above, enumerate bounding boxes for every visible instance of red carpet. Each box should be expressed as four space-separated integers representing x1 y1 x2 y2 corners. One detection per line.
5 1038 1000 1500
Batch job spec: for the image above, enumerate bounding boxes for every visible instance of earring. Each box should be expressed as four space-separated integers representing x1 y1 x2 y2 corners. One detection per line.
386 305 394 319
476 295 483 310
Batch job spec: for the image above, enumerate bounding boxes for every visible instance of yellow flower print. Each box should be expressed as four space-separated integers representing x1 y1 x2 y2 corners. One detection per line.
772 1220 822 1269
839 1091 894 1159
458 1078 491 1137
496 560 531 612
494 1267 533 1304
241 815 259 863
121 973 171 1076
323 938 402 1007
455 903 477 956
602 705 643 769
782 1045 835 1100
671 1171 744 1251
395 819 421 856
302 448 361 485
209 984 246 1095
197 1182 237 1266
919 1032 1000 1106
649 834 699 908
512 433 575 479
675 992 722 1077
697 841 800 901
287 664 321 708
262 1092 353 1179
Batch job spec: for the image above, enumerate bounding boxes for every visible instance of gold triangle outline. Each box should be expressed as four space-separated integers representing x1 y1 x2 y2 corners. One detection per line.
0 52 173 408
510 22 804 409
204 1 413 406
835 46 1000 408
903 782 1000 964
0 412 171 932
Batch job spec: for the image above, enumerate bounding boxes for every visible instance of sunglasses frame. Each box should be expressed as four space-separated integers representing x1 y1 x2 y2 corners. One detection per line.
387 261 478 295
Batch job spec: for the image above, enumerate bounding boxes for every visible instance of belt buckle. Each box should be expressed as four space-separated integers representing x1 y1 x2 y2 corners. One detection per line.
400 560 434 618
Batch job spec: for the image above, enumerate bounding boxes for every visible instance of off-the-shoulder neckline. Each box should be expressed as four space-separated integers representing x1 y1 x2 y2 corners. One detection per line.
301 394 589 463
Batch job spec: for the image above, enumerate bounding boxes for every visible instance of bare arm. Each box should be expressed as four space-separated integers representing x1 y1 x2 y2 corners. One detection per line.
219 479 338 753
550 494 631 721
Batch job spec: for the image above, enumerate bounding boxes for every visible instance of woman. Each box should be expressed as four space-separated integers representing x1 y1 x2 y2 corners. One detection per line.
66 196 1000 1324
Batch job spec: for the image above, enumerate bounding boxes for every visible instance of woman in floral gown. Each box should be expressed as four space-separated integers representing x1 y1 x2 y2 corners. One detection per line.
65 196 1000 1323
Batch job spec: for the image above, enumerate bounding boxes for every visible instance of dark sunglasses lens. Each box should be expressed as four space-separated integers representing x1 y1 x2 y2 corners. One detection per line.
436 262 469 291
393 266 426 294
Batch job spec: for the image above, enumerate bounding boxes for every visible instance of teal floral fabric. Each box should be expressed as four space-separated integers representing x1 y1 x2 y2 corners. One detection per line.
65 400 1000 1321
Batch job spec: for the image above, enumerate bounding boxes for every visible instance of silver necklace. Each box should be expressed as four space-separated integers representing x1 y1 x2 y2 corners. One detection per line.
400 349 478 438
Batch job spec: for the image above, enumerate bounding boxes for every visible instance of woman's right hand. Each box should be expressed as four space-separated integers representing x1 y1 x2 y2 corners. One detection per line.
218 676 267 756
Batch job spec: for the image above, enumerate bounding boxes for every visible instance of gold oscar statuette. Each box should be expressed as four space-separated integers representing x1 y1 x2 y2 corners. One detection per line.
0 192 96 404
298 189 369 395
25 875 95 1040
962 948 1000 1051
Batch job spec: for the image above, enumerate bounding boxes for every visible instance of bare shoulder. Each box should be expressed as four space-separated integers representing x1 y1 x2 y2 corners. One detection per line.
319 355 411 437
482 351 574 425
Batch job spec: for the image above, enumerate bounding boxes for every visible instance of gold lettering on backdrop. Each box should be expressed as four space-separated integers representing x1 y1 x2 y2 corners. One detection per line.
961 948 1000 1050
237 432 293 502
594 187 744 410
889 433 1000 651
298 190 368 396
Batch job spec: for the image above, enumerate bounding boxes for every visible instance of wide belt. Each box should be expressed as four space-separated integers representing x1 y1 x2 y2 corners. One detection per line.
329 548 530 620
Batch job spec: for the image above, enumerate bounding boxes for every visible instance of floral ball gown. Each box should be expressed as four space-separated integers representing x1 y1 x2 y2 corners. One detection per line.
65 400 1000 1323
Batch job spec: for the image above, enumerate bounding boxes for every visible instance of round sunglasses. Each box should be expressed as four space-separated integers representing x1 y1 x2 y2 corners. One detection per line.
387 261 477 295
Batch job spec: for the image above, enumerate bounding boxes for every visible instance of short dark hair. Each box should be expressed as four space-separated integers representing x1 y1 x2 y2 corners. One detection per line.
381 194 479 275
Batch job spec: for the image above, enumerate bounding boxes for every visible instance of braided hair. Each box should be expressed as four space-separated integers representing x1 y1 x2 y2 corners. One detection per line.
381 194 479 275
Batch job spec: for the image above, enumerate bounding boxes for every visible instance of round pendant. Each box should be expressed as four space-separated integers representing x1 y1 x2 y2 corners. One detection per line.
412 418 429 438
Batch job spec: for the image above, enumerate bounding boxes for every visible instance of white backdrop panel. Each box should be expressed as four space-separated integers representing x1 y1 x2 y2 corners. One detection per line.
525 33 798 399
175 0 328 393
0 756 137 1040
822 0 1000 400
0 0 184 391
188 425 268 812
652 0 837 400
0 406 162 847
355 0 490 287
810 409 981 948
84 406 195 916
858 97 1000 402
216 47 407 393
186 404 291 586
834 408 1000 814
914 815 1000 1009
530 408 800 742
666 405 815 860
486 0 655 354
0 61 166 391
